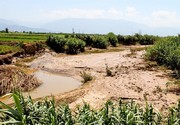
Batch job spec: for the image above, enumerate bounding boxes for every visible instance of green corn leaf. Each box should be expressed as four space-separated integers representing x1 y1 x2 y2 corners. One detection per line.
12 93 23 117
0 120 22 125
0 109 21 121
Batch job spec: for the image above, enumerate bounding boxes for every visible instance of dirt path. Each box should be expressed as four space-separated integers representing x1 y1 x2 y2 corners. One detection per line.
29 47 179 111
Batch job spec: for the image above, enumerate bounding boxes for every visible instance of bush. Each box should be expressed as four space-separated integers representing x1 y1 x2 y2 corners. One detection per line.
92 35 109 49
66 38 86 54
146 36 180 77
46 36 66 53
117 35 137 45
124 35 137 45
118 33 157 45
107 32 118 47
76 34 93 46
139 34 156 45
80 71 93 83
46 36 86 54
106 65 113 76
117 35 125 44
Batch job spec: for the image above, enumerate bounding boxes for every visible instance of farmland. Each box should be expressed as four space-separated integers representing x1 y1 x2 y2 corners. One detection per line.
0 32 179 124
0 33 49 42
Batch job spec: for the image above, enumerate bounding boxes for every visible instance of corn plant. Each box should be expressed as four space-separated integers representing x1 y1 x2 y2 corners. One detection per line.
0 91 179 125
167 100 180 125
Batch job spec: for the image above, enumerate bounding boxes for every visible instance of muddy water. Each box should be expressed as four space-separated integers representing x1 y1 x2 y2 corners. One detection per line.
0 70 82 103
24 70 81 98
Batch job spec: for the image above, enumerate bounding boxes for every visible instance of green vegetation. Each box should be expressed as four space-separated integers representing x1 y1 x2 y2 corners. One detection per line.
117 34 157 45
92 35 109 49
76 33 156 50
146 36 180 93
80 71 93 83
0 91 179 124
106 65 113 77
166 80 180 94
46 36 86 54
0 33 49 42
0 32 158 55
146 36 180 77
107 32 118 47
0 45 21 54
66 38 86 54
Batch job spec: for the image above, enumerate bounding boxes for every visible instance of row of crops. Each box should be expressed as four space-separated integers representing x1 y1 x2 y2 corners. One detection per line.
0 91 179 125
0 33 48 42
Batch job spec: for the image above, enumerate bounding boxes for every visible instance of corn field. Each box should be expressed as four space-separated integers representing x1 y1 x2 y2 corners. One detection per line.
0 91 179 125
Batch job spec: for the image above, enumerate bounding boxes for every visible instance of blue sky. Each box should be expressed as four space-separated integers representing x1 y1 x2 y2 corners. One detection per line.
0 0 180 29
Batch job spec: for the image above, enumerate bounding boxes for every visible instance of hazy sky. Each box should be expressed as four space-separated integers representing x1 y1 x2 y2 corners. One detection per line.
0 0 180 28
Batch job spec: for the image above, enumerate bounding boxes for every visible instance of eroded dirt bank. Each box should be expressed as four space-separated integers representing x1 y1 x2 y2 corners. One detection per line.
29 47 179 111
0 65 41 96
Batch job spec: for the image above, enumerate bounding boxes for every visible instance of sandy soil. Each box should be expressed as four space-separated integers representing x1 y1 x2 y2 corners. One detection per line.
29 46 179 111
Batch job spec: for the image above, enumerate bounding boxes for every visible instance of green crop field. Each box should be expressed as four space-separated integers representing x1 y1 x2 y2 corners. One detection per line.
0 92 179 125
0 33 50 42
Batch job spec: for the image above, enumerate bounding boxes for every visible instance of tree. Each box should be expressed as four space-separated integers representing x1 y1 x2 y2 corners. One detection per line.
107 32 118 47
5 28 9 33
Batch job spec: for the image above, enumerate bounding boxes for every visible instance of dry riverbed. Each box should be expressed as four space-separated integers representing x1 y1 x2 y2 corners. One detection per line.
28 46 179 111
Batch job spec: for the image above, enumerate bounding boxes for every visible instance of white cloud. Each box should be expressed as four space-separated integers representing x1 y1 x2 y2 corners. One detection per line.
43 7 180 29
107 8 123 19
43 8 124 20
125 6 139 18
143 10 180 28
44 9 105 20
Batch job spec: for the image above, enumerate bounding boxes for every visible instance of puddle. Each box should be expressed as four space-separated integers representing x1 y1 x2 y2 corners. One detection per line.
25 70 82 98
0 70 82 103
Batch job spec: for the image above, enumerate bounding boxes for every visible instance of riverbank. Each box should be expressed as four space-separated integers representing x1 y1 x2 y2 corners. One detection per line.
0 65 41 96
28 46 179 111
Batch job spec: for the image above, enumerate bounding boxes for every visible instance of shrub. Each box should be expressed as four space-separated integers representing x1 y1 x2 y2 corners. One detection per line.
124 35 137 45
106 65 113 77
146 36 180 77
139 34 156 45
80 71 93 83
92 35 109 49
117 35 125 44
107 32 118 47
66 38 86 54
46 36 66 53
76 34 93 46
46 36 86 54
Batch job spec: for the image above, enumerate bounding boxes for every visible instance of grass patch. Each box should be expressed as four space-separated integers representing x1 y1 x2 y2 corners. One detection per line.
0 33 49 42
80 71 93 83
83 47 124 54
106 65 114 77
0 45 21 54
166 80 180 94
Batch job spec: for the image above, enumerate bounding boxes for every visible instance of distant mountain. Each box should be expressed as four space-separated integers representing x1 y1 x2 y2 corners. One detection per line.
0 18 50 32
0 18 179 36
41 18 149 35
41 18 180 36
